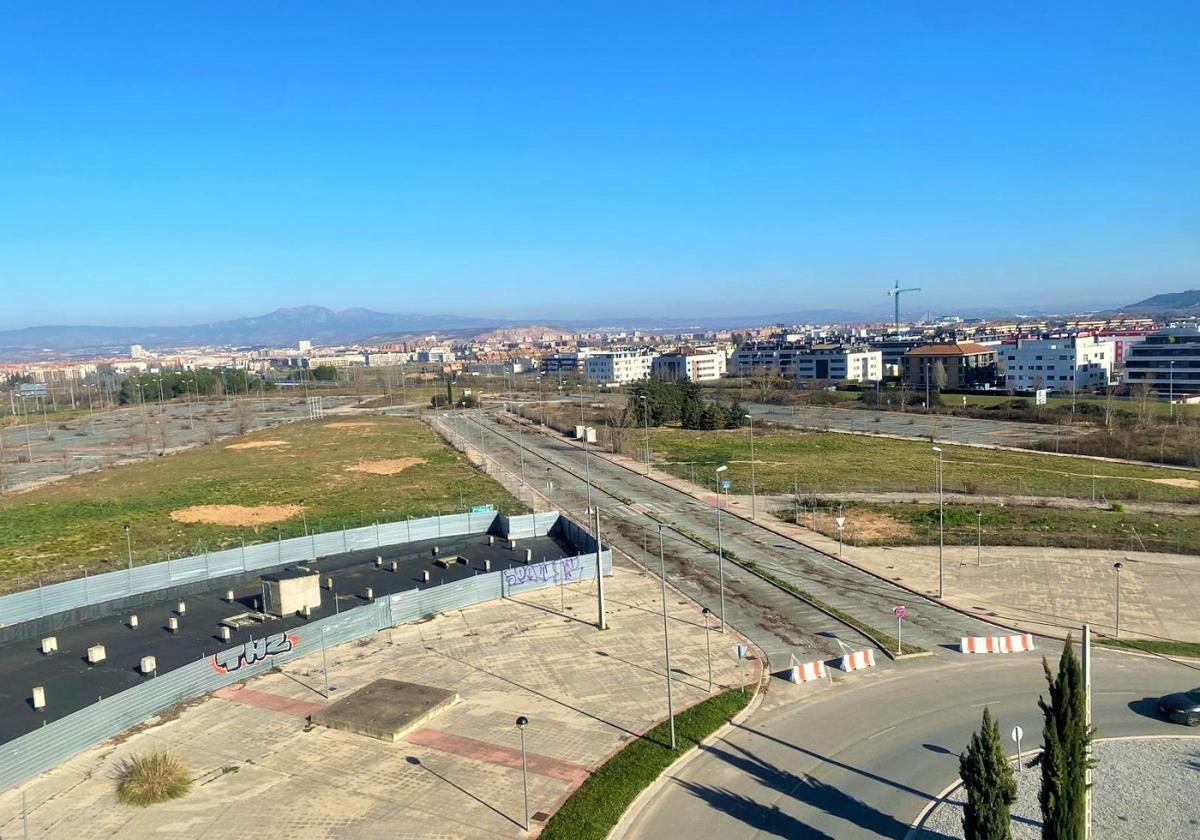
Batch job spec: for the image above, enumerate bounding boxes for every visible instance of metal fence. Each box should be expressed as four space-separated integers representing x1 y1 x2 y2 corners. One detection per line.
0 510 560 628
0 547 611 793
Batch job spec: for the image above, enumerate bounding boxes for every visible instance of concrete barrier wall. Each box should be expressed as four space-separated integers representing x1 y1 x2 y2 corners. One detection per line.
0 547 611 793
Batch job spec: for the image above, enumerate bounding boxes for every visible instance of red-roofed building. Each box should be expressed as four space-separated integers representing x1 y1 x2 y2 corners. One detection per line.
902 342 998 388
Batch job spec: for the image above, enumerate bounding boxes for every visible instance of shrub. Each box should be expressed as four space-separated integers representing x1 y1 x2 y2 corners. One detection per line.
116 749 192 806
1110 501 1125 513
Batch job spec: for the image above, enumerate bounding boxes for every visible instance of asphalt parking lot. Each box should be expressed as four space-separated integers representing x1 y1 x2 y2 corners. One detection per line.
0 530 576 743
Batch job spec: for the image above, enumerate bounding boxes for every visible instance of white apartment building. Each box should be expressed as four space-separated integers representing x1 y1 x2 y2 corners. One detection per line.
1001 335 1113 391
794 346 883 383
1124 326 1200 397
584 350 657 384
650 348 726 382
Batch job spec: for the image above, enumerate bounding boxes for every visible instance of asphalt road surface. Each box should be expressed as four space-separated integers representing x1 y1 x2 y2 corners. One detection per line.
622 648 1199 839
0 530 573 742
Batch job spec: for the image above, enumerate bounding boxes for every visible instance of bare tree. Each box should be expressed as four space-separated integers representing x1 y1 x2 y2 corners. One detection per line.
932 360 948 392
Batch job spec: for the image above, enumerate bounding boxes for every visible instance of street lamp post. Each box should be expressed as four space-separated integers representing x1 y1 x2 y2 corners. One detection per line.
515 716 530 832
745 414 756 519
581 386 593 514
1169 360 1175 419
976 509 982 565
933 446 944 598
1113 561 1124 638
714 465 728 632
657 524 677 750
701 607 713 692
639 395 651 475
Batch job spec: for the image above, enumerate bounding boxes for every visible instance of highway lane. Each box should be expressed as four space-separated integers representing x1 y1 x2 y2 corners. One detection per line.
461 409 1004 657
621 648 1200 839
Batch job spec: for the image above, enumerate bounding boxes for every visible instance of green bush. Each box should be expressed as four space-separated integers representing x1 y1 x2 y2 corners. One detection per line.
117 749 192 806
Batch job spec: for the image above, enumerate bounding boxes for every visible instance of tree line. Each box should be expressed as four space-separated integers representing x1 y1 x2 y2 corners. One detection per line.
116 369 276 405
627 378 749 431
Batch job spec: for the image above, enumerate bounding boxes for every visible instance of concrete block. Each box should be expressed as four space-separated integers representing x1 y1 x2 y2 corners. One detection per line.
525 548 532 563
509 539 517 550
167 617 179 633
219 625 231 642
140 656 156 675
375 556 383 567
40 636 57 655
421 570 430 582
32 686 45 710
483 559 491 571
434 558 449 569
128 615 138 629
324 576 333 590
87 645 106 664
176 601 186 615
225 589 235 603
457 556 468 565
363 587 374 600
431 545 439 555
262 570 320 617
300 605 311 618
390 561 398 572
488 535 495 545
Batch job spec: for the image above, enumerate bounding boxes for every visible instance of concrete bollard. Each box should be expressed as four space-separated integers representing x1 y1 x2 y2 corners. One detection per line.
457 556 469 565
483 559 491 572
219 625 231 642
324 576 333 590
375 556 383 568
87 645 106 664
167 617 179 633
390 561 398 573
509 539 517 550
525 548 532 563
432 546 439 556
41 637 58 655
363 587 374 600
176 601 186 616
32 686 45 710
300 605 311 618
421 570 430 582
140 656 156 675
128 614 139 629
225 589 235 603
488 535 495 545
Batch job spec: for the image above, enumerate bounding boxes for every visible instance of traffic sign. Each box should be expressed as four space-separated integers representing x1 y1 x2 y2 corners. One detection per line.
893 605 907 619
731 644 749 660
721 479 730 491
1011 725 1023 743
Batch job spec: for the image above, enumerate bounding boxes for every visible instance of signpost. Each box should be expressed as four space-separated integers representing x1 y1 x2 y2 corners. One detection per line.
732 643 750 694
835 516 846 556
893 605 906 654
1035 388 1048 407
1011 725 1024 771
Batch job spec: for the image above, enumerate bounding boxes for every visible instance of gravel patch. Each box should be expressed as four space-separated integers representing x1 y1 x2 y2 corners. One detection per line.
918 738 1200 840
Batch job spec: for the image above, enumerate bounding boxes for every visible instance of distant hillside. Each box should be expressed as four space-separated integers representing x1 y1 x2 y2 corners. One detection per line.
1123 290 1200 313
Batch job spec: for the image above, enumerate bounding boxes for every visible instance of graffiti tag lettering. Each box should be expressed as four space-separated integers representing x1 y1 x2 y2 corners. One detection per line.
211 631 299 674
503 556 584 588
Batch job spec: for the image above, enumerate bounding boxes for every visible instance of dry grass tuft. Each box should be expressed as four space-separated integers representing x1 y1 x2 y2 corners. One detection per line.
116 749 192 806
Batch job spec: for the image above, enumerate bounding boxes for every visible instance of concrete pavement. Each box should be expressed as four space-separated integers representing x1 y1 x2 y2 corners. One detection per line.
0 558 760 839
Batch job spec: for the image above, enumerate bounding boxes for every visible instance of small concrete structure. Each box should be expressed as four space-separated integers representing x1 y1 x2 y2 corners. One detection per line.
140 655 156 675
41 637 57 655
421 570 430 582
363 587 374 600
167 617 179 633
434 557 450 569
488 535 495 546
431 546 439 556
509 539 517 550
300 605 311 618
87 645 106 664
262 569 321 618
390 561 398 573
483 559 491 572
218 626 231 642
375 556 383 568
524 548 532 563
311 679 458 742
324 577 333 590
32 686 45 710
225 589 235 603
128 615 138 629
176 601 186 616
457 556 469 565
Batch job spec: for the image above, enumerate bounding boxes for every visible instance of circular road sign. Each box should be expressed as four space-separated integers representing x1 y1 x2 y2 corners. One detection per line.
893 605 907 619
1011 725 1023 743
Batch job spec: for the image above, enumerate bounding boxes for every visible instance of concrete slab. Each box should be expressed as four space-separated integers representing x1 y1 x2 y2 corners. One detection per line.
312 679 458 742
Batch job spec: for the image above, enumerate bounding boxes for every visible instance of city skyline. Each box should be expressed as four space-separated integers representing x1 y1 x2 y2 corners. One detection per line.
3 3 1197 328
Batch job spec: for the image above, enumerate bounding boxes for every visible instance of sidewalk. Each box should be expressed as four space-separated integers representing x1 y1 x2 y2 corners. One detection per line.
0 562 759 840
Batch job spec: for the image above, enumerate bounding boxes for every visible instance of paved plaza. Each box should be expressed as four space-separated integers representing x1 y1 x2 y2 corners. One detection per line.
0 560 759 839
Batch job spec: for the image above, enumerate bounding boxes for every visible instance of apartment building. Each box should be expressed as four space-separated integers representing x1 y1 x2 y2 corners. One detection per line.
651 347 726 382
902 342 998 388
1000 335 1113 391
584 350 657 384
794 346 883 383
1124 327 1200 398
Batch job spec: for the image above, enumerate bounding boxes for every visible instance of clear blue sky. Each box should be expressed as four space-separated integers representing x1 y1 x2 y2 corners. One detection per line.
2 2 1197 328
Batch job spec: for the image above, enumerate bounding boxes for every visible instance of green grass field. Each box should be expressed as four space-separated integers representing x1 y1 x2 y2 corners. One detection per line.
540 687 753 840
649 427 1200 504
783 501 1200 556
0 415 526 588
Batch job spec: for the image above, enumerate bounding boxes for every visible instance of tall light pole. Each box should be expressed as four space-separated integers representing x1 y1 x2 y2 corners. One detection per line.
701 607 713 692
580 385 593 513
639 395 650 475
1169 360 1175 419
657 523 676 750
1113 561 1124 638
975 509 982 565
933 446 944 598
745 414 756 519
124 523 133 572
714 465 728 632
515 716 530 832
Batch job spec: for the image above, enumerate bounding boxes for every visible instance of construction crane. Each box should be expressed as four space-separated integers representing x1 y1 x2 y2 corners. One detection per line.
887 281 921 334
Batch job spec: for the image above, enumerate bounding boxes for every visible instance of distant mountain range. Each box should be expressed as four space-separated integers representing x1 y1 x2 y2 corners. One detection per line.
1120 290 1200 314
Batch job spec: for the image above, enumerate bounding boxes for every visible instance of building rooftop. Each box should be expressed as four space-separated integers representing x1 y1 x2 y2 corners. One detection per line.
903 342 995 357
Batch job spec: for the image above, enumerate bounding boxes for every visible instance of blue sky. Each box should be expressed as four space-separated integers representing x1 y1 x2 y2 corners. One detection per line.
1 2 1197 328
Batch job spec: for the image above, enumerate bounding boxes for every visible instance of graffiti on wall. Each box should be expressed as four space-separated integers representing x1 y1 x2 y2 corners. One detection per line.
503 555 585 588
210 631 299 674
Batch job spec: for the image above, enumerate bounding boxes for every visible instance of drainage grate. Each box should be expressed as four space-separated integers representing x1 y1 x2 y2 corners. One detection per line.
533 812 551 823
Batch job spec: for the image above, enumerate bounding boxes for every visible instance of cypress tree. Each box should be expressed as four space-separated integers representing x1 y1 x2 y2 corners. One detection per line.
960 706 1017 840
1036 636 1092 840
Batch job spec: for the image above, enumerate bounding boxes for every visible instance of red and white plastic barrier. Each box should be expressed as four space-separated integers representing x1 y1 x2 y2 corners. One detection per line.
839 649 876 672
788 659 827 684
959 633 1035 654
